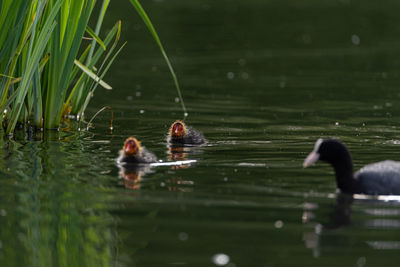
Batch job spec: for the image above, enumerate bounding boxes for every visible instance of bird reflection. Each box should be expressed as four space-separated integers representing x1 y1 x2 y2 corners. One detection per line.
302 193 400 257
168 146 190 170
167 144 205 169
302 194 353 228
164 146 193 191
118 164 153 190
117 142 202 190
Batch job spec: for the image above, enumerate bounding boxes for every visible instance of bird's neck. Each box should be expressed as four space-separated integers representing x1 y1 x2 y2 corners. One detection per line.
332 157 357 194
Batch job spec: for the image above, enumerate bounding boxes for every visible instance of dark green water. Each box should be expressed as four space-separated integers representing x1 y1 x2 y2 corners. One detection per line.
2 0 400 266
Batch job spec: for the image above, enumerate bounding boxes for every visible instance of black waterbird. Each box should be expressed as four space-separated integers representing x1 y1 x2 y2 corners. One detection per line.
303 138 400 195
167 120 206 145
118 137 157 164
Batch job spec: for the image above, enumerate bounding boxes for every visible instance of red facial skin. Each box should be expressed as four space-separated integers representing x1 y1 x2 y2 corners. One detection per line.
171 122 185 137
124 138 139 155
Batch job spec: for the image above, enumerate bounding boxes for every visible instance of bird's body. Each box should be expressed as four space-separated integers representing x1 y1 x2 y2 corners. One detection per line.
118 137 157 164
304 139 400 196
119 149 157 164
167 120 206 145
354 161 400 195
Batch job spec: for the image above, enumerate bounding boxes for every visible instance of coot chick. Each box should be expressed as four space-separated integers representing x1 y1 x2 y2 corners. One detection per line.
118 137 157 164
167 120 206 145
303 138 400 195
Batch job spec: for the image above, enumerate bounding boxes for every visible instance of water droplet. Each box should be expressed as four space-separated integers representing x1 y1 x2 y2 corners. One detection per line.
160 182 166 187
184 112 189 117
223 177 228 182
274 220 284 228
227 72 235 79
127 95 133 101
135 91 141 97
178 232 188 241
212 253 230 266
175 97 180 103
140 110 145 114
335 122 339 126
238 58 246 66
351 34 360 45
356 257 366 267
302 211 314 223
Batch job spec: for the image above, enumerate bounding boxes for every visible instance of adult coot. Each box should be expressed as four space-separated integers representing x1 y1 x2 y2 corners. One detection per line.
167 120 206 145
303 138 400 195
118 137 157 164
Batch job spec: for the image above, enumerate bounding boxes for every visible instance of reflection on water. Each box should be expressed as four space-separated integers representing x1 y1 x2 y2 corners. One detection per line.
302 194 400 258
3 0 400 265
367 241 400 250
0 131 117 266
117 144 199 190
168 146 189 163
118 163 154 189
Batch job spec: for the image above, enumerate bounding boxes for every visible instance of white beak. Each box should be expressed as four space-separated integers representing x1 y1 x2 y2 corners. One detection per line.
303 151 320 168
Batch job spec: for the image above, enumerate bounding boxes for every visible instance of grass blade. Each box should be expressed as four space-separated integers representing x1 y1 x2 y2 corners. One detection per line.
87 0 109 63
129 0 187 116
73 59 111 90
85 25 105 51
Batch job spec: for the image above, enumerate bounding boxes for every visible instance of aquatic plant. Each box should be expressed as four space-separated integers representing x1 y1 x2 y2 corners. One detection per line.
0 0 184 135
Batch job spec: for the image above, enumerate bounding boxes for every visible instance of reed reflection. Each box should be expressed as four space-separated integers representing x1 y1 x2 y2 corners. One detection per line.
0 132 118 266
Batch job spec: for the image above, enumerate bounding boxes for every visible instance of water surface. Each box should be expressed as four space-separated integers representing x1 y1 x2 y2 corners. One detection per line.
2 0 400 266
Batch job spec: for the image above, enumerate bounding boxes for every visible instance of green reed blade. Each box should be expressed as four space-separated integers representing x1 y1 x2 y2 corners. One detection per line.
2 0 178 133
74 21 121 116
0 1 30 108
91 20 121 84
73 59 111 90
129 0 187 116
68 20 120 115
4 0 62 133
85 26 106 51
88 20 120 69
87 0 109 63
44 0 95 129
79 42 126 119
32 69 42 127
68 43 91 87
6 21 57 133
